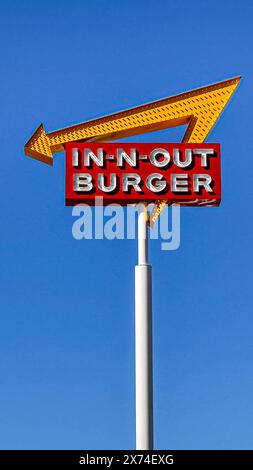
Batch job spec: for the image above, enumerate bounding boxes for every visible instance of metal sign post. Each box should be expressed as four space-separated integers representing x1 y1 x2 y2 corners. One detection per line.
135 205 153 450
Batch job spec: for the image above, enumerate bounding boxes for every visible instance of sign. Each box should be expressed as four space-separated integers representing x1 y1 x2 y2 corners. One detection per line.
24 76 240 225
65 142 221 206
23 76 240 452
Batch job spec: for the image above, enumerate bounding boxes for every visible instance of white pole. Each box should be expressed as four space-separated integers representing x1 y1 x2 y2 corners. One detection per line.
135 205 153 450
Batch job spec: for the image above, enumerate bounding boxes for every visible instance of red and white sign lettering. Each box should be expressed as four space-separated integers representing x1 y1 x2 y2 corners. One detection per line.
65 142 221 206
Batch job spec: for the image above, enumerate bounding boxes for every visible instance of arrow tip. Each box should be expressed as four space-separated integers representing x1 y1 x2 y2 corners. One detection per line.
24 124 53 165
230 75 242 87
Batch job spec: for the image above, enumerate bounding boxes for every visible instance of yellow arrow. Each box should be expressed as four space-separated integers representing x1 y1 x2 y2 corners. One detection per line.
24 77 241 166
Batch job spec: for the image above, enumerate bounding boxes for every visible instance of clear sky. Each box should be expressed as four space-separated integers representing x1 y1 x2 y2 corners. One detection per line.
0 0 252 450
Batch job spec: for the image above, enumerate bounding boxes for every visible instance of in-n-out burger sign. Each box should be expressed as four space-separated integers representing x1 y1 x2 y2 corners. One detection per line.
65 142 221 206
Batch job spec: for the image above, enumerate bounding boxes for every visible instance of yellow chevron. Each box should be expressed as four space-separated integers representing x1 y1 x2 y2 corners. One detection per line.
24 77 241 167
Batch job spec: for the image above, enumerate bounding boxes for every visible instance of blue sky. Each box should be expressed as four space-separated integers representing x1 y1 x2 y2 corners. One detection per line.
0 0 252 450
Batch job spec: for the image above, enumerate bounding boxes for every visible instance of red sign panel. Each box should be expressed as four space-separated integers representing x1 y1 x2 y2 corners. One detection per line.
65 142 221 206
